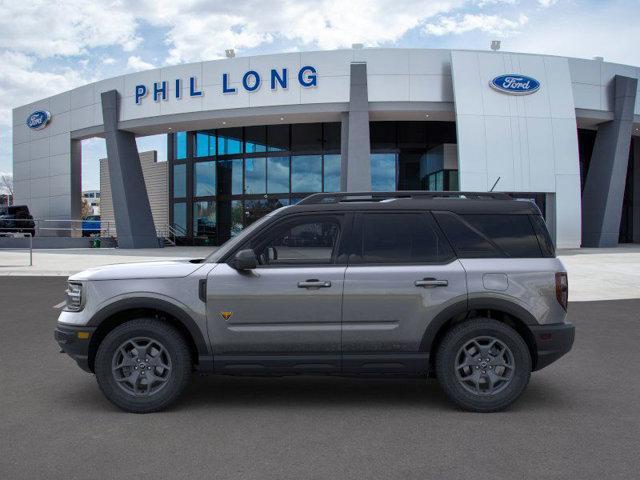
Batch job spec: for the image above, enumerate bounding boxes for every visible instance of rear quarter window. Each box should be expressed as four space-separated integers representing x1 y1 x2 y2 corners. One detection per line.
433 212 547 258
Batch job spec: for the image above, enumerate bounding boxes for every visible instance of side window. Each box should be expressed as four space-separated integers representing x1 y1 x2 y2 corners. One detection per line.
530 214 555 257
250 216 341 266
354 213 454 264
433 211 501 258
461 214 543 258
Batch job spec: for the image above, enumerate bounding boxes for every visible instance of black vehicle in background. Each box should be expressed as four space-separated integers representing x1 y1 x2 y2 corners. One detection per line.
0 205 35 236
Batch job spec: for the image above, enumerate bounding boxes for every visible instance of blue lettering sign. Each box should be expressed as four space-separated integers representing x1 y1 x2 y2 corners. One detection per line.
298 66 317 87
242 70 261 92
189 76 202 97
222 73 236 93
153 81 167 101
135 85 147 104
271 68 287 90
490 74 540 95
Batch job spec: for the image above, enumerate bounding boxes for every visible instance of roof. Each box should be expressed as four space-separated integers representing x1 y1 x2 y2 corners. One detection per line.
284 192 541 216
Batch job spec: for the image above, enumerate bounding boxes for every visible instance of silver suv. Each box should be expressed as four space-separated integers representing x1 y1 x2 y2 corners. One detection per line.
55 192 574 413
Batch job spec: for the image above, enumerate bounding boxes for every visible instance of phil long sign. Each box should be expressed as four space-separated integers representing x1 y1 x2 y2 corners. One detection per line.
135 66 318 105
490 74 540 95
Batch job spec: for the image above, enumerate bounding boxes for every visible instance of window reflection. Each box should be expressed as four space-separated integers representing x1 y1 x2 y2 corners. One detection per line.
218 159 243 195
323 154 340 192
292 155 322 192
173 202 187 234
245 126 267 153
231 200 243 237
267 124 289 152
195 131 215 157
245 157 266 194
267 156 290 193
218 128 243 155
174 131 187 160
193 201 216 238
194 161 216 197
371 153 396 191
173 164 186 197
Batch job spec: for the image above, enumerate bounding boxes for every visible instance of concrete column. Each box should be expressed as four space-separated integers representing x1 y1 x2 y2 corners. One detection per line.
582 75 638 247
340 62 371 192
101 90 159 248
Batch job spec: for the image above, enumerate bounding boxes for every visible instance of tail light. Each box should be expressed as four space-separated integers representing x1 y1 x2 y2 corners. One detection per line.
555 272 568 311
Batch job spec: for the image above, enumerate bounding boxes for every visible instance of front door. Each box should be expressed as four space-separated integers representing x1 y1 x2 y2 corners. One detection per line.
341 212 467 374
207 213 347 373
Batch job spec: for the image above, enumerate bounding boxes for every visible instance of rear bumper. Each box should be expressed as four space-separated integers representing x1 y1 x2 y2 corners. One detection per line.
54 323 97 373
530 322 575 371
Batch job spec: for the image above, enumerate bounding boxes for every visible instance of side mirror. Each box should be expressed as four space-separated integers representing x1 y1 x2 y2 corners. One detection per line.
231 249 257 270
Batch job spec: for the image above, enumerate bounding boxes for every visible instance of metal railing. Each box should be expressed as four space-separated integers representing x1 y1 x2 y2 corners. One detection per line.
0 218 115 237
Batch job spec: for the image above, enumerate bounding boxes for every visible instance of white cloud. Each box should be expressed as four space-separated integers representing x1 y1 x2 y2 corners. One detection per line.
0 0 141 57
424 13 529 36
538 0 558 7
102 57 116 65
126 56 156 72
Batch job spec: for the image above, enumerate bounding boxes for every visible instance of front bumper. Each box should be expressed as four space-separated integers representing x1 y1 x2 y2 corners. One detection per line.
530 322 575 371
54 323 97 373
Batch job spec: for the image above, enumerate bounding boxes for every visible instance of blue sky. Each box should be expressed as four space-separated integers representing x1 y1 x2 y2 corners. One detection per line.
1 0 639 191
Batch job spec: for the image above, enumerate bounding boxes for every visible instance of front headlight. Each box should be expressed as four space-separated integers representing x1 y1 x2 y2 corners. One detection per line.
63 282 84 312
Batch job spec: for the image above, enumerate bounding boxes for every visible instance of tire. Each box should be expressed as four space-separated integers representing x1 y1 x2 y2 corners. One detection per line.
94 318 192 413
435 318 531 412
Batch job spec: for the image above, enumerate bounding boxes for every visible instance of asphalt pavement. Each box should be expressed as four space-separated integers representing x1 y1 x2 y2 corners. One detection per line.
1 276 639 480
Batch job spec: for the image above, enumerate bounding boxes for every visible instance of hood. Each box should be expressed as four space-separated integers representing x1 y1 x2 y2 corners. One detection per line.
69 259 207 281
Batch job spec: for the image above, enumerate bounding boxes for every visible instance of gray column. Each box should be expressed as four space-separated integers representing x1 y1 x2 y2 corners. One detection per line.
101 90 159 248
582 75 638 247
340 62 371 192
633 138 640 243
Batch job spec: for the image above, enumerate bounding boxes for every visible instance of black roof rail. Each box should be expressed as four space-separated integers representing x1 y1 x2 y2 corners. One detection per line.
297 191 512 205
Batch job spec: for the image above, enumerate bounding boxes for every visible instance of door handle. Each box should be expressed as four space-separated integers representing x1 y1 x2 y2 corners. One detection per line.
415 278 448 288
297 279 332 289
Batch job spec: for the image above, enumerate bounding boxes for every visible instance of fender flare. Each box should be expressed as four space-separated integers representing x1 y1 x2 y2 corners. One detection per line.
419 297 537 353
88 297 211 358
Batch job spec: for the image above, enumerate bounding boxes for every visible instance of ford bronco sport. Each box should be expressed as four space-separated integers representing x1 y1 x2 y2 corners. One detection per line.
55 192 574 413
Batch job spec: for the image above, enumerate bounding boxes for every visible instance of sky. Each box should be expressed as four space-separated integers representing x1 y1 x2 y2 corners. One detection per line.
1 0 639 191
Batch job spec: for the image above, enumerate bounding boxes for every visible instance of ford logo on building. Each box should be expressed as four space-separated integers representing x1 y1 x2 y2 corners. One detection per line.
490 74 540 95
26 110 51 130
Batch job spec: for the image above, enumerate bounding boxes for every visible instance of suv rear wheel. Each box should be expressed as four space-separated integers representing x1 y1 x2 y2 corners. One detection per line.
94 318 192 413
436 318 531 412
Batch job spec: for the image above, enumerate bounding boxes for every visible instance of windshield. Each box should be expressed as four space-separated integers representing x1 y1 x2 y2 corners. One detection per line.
205 206 291 263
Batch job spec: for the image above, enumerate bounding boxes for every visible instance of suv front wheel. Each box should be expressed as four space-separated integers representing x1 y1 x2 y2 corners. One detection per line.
95 318 192 413
436 318 531 412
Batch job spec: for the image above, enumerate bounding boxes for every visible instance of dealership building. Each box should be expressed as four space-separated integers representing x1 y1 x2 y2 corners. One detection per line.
11 48 640 248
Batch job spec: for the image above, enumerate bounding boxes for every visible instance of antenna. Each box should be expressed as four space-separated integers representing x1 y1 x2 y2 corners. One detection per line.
489 176 501 192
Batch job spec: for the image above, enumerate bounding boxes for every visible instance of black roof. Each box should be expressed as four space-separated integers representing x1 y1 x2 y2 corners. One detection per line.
284 192 541 215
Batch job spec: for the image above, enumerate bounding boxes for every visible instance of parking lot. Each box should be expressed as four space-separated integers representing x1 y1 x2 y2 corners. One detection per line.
1 276 639 479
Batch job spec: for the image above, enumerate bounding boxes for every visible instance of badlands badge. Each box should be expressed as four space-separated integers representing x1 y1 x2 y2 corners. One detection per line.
220 311 233 321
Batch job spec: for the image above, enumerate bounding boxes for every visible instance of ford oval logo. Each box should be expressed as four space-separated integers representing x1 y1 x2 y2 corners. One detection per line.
490 74 540 95
26 110 51 130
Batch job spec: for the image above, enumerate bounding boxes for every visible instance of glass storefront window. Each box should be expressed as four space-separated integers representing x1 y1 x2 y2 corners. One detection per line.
231 200 244 237
267 156 290 193
173 163 186 197
291 155 322 192
323 123 341 151
244 199 269 226
174 131 187 160
245 126 267 153
194 161 216 197
292 123 322 151
245 157 266 194
371 153 397 191
267 124 289 152
173 202 187 234
195 131 215 157
218 159 243 195
193 201 216 238
218 128 243 155
323 154 340 192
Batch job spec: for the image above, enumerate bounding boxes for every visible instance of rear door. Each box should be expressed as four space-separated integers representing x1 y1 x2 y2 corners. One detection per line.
341 211 467 374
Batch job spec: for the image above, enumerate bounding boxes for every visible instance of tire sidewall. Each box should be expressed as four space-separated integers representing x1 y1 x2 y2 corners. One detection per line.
95 320 191 413
436 319 531 412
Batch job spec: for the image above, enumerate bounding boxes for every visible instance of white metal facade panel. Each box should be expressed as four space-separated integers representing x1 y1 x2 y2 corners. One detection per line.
451 50 582 247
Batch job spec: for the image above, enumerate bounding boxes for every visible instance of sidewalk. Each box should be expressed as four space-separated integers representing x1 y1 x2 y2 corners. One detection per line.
1 245 639 301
